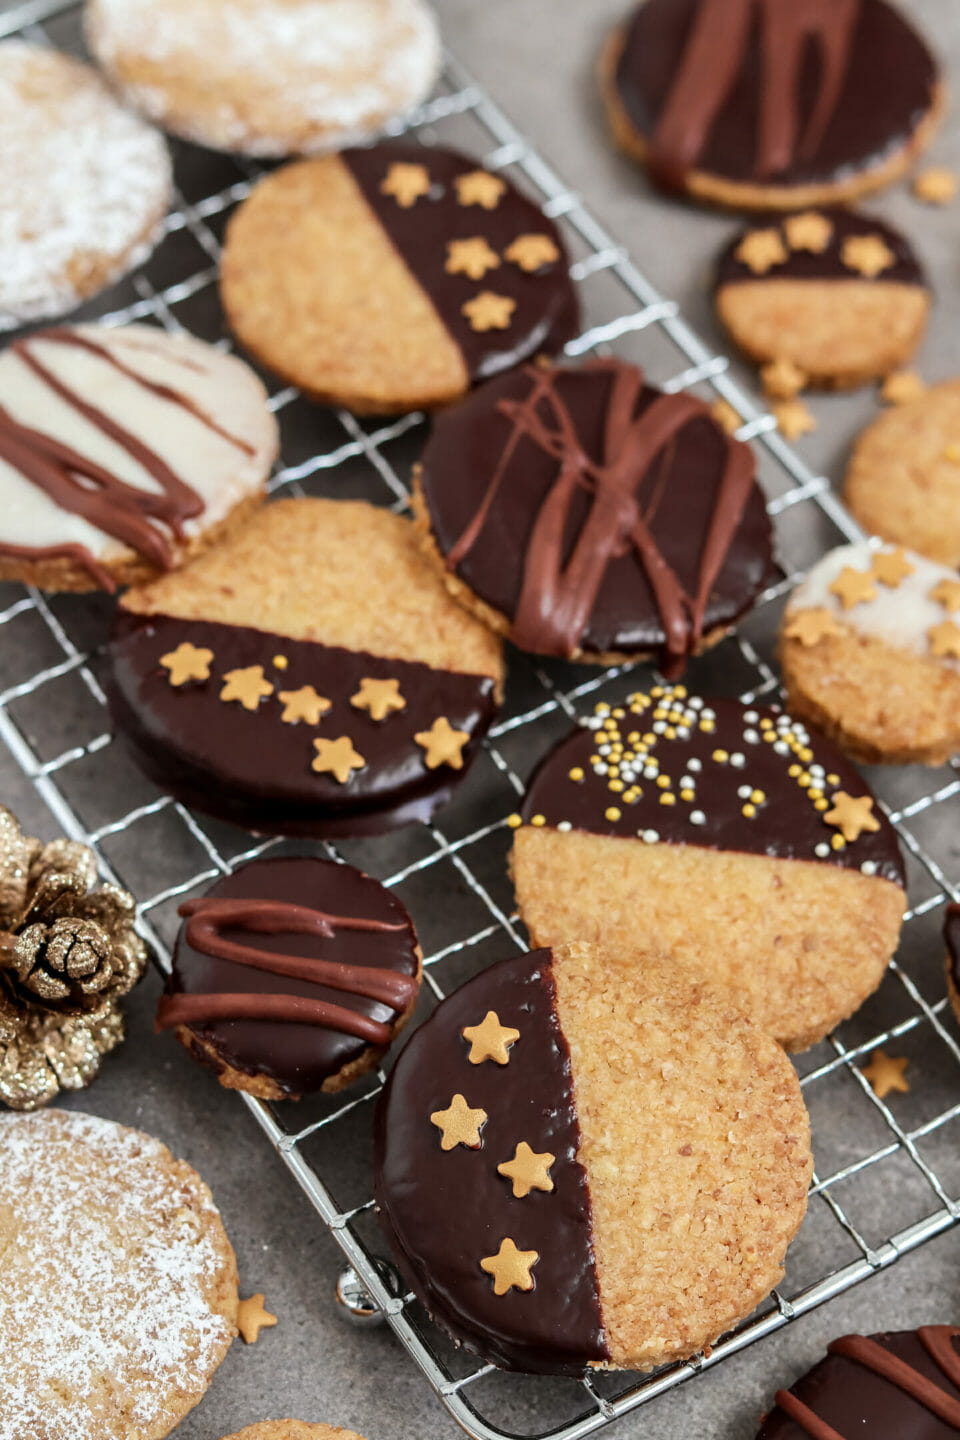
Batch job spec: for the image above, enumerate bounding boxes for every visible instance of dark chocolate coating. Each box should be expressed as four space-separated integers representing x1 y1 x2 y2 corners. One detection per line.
107 613 499 837
946 904 960 992
521 690 905 885
614 0 937 189
757 1328 960 1437
374 948 608 1375
342 143 579 382
716 209 928 289
419 362 775 667
162 857 419 1097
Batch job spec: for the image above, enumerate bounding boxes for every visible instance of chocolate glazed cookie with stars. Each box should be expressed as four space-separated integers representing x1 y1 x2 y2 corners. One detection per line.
375 941 812 1374
510 687 906 1051
414 359 774 675
106 498 503 837
601 0 943 210
220 142 579 414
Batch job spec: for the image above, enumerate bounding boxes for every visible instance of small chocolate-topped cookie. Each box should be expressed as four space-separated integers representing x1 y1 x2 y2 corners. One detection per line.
375 941 811 1375
716 210 931 389
415 359 775 675
756 1326 960 1437
944 903 960 1029
601 0 942 210
157 857 421 1099
221 142 579 414
511 687 906 1050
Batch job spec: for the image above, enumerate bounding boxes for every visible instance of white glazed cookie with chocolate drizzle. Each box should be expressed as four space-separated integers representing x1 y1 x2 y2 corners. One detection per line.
0 324 278 593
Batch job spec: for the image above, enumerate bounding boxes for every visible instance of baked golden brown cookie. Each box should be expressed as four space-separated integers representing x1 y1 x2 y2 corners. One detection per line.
221 1427 368 1440
780 542 960 765
375 941 812 1374
220 142 578 413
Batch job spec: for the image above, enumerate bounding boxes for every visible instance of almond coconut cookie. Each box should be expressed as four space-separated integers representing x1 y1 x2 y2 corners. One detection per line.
510 688 906 1052
0 42 171 332
0 1109 238 1440
780 542 960 765
85 0 441 157
375 941 812 1374
0 323 278 593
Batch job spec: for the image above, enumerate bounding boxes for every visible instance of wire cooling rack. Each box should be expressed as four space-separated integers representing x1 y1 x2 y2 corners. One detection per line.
2 0 960 1435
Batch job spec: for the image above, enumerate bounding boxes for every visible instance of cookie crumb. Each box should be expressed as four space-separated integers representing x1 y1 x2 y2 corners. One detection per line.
881 369 926 405
913 167 958 205
861 1049 910 1100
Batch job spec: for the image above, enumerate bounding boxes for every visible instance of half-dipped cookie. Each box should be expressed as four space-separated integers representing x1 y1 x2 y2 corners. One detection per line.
220 142 579 413
945 904 960 1030
107 499 503 836
156 856 421 1098
511 687 906 1051
414 359 775 675
375 941 812 1374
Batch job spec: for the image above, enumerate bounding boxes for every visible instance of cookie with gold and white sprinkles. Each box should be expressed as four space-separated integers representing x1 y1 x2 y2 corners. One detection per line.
780 541 960 765
510 689 905 1051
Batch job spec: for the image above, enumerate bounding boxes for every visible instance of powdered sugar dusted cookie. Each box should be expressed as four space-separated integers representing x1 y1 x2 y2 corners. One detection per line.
0 42 171 332
780 542 960 765
0 1108 237 1440
375 941 811 1374
0 323 278 593
85 0 441 157
511 688 906 1051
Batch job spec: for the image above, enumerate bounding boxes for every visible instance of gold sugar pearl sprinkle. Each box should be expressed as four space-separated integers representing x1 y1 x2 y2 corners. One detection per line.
272 654 288 670
530 814 546 827
506 814 522 829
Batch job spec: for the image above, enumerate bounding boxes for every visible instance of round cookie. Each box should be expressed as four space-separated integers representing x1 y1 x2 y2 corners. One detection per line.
846 381 960 566
108 497 504 836
780 542 960 765
601 0 943 211
220 143 579 414
945 903 960 1029
375 941 812 1375
0 323 278 593
0 42 171 332
756 1325 960 1437
715 209 931 389
414 358 774 675
511 687 906 1052
86 0 441 158
221 1428 368 1440
156 856 422 1099
0 1108 237 1440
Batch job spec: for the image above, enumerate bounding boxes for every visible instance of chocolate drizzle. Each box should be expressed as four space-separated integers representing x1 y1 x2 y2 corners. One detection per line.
946 904 960 993
716 209 927 289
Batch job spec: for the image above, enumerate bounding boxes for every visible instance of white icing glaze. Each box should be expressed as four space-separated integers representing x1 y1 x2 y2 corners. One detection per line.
0 324 279 566
787 541 960 672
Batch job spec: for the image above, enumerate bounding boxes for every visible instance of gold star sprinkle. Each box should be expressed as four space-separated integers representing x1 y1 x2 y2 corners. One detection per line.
735 228 788 274
220 666 274 711
881 369 926 406
455 170 507 209
430 1093 487 1150
379 161 430 208
929 619 960 659
824 791 881 842
841 234 896 278
829 567 877 610
931 578 960 613
415 716 470 770
784 211 833 252
761 357 807 399
497 1142 555 1198
480 1238 539 1295
350 677 406 721
462 1010 520 1065
710 398 742 435
446 236 500 280
784 608 844 647
160 642 213 687
237 1293 278 1344
277 685 332 725
871 547 915 588
913 167 958 206
504 233 561 272
462 291 516 332
861 1049 910 1100
311 736 365 783
773 398 817 440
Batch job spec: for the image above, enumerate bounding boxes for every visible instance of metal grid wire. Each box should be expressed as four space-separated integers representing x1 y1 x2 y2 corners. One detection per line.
2 0 960 1435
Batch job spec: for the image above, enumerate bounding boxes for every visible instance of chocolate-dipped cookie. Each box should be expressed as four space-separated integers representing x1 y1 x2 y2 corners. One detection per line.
601 0 943 211
756 1326 960 1437
375 941 812 1375
716 210 931 389
220 142 579 414
945 904 960 1030
414 359 774 675
156 856 421 1099
107 498 503 836
511 687 906 1051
